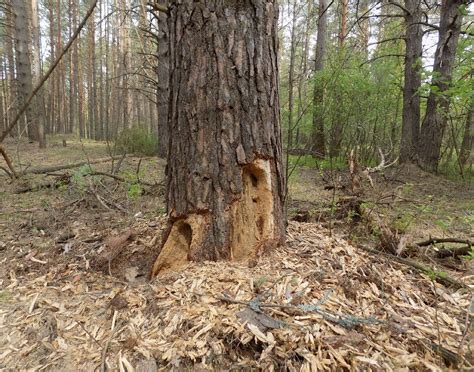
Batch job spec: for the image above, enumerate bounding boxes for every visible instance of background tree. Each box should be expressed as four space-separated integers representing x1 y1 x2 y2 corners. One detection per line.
312 0 328 158
418 0 468 172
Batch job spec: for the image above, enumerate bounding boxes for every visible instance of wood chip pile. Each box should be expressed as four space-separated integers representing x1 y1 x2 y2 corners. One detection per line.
1 221 472 370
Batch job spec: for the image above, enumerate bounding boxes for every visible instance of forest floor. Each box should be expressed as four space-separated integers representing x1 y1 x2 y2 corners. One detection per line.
0 139 473 370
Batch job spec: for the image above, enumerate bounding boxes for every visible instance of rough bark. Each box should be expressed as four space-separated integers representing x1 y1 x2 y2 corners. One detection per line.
459 104 473 167
399 0 422 163
418 0 466 172
151 0 285 277
312 0 328 158
156 0 169 158
31 0 45 147
338 0 348 48
87 6 96 138
295 0 312 145
12 0 38 142
5 0 17 132
329 0 348 158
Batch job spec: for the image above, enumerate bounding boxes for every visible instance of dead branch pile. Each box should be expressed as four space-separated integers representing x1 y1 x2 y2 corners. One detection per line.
0 221 472 370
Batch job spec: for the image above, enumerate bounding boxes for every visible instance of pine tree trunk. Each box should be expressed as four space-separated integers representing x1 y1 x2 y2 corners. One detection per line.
459 104 473 167
312 0 328 158
87 8 96 139
400 0 422 163
329 0 348 158
5 0 17 135
156 0 169 158
418 0 466 172
151 0 285 277
12 0 39 142
31 0 45 147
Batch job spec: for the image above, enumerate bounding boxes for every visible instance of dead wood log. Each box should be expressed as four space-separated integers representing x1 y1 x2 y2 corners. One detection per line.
0 145 18 178
436 245 472 259
20 156 124 175
415 237 472 259
89 171 155 187
14 174 71 193
357 245 468 290
416 238 472 247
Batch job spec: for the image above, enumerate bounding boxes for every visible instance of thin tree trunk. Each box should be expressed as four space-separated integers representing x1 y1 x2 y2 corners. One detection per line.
156 0 169 158
459 104 473 167
12 0 39 142
312 0 328 158
68 0 75 135
31 0 45 147
47 0 55 135
5 1 17 133
338 0 348 48
329 0 348 158
399 0 422 163
152 0 285 277
418 0 467 172
358 0 370 58
87 7 96 139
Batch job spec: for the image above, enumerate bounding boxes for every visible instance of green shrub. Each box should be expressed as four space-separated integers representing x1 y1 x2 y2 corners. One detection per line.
115 127 157 156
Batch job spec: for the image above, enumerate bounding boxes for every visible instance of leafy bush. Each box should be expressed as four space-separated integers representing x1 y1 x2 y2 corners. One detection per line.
115 127 157 156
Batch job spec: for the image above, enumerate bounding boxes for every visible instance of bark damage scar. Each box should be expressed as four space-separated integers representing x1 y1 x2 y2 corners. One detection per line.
150 214 208 277
230 158 274 260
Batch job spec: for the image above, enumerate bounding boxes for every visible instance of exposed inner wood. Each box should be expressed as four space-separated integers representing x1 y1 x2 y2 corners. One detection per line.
231 159 274 260
151 158 277 277
151 214 208 276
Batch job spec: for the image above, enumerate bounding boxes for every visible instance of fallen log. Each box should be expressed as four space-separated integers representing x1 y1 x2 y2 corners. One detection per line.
416 238 472 247
436 245 472 259
20 155 124 175
357 245 468 290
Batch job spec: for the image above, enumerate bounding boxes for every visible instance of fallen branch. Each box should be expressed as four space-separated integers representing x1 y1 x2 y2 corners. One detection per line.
0 165 13 179
0 145 18 178
100 321 126 372
14 174 71 194
89 171 155 187
218 291 381 329
357 245 468 290
416 238 472 247
20 156 124 175
437 245 472 259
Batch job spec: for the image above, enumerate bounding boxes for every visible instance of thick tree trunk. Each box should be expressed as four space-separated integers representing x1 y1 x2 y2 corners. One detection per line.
418 0 466 172
151 0 285 277
156 0 169 158
399 0 422 163
312 0 328 158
